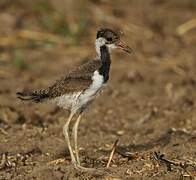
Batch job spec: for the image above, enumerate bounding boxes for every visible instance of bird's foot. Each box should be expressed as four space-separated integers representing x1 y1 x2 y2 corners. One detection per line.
74 164 105 176
74 164 96 172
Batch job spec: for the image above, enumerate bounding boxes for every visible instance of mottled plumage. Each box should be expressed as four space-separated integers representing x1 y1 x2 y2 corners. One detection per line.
17 60 102 102
17 28 131 170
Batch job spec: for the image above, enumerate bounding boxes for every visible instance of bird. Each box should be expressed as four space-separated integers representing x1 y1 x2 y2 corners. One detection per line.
17 28 132 170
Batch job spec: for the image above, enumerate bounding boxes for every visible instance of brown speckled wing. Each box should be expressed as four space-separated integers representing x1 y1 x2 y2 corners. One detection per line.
17 60 102 102
46 60 102 98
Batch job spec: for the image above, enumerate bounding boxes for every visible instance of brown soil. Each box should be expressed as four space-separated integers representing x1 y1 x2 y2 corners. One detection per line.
0 0 196 179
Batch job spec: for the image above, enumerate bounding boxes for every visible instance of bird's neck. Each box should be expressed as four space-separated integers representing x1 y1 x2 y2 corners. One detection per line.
98 45 111 83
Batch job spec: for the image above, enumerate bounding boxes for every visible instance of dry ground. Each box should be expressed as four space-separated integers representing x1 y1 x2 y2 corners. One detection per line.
0 0 196 179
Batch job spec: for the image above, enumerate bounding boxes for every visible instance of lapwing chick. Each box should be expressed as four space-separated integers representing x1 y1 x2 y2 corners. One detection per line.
17 28 132 170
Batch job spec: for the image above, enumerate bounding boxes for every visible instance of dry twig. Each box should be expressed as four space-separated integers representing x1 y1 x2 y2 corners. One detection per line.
0 128 8 135
0 153 7 170
106 139 119 168
177 18 196 36
47 158 67 166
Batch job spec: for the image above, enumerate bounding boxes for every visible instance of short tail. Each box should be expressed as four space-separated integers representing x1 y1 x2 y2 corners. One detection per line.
16 90 49 103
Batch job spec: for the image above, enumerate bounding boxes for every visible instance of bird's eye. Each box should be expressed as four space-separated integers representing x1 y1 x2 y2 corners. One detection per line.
106 37 113 41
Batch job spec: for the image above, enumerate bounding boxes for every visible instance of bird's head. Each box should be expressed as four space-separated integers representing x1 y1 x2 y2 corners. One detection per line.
95 28 132 56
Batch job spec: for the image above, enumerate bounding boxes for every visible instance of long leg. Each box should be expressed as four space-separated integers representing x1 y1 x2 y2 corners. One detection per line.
63 112 76 165
72 114 82 165
72 114 96 171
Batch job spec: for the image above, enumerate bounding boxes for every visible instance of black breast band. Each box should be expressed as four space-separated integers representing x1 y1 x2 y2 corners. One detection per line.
98 45 111 83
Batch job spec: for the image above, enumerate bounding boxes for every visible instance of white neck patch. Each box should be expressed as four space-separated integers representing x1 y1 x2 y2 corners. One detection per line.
107 44 116 52
95 37 106 58
95 37 116 58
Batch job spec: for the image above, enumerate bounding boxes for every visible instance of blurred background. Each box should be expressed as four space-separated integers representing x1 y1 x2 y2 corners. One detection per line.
0 0 196 179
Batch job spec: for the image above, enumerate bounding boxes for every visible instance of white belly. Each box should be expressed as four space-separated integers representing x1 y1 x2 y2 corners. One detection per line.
76 70 104 110
53 92 81 110
53 70 104 113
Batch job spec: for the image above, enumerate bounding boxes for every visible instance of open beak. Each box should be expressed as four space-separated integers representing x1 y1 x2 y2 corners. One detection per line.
115 41 132 54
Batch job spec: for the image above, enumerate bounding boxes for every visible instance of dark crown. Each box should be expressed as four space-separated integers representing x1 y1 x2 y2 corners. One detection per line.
96 28 120 43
